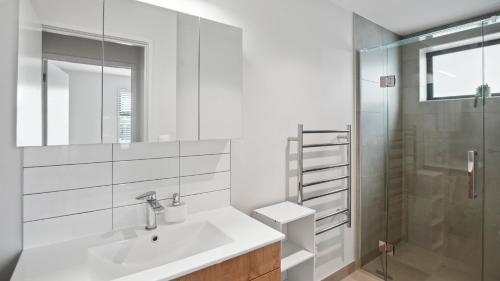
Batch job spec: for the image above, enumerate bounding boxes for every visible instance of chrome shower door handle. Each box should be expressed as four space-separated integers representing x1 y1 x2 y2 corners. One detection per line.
467 150 478 199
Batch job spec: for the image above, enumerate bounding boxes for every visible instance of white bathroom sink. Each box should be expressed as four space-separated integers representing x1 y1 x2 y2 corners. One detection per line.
88 221 233 281
12 207 284 281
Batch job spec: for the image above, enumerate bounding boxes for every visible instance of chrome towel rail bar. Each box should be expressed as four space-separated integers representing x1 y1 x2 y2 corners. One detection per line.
303 142 349 148
302 187 349 202
303 163 350 173
316 208 349 222
316 219 351 236
302 175 349 188
303 130 349 134
288 124 352 235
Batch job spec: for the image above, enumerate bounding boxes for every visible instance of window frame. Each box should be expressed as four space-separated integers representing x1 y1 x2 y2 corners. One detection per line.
426 38 500 100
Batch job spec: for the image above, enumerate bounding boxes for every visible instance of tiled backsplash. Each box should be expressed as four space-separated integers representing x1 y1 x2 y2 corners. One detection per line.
22 141 231 248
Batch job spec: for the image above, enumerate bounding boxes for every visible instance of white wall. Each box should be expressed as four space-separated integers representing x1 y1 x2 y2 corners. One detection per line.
0 0 23 279
229 1 354 277
8 0 356 279
149 0 354 215
141 0 355 278
66 70 102 144
46 62 69 146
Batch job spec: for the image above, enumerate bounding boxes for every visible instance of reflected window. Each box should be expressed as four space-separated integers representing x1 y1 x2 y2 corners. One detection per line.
118 88 132 143
426 39 500 100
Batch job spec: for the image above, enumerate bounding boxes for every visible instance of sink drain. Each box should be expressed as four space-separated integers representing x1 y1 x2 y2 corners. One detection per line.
152 235 159 242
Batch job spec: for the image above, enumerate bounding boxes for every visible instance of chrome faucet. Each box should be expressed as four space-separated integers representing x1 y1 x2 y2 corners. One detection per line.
136 191 164 230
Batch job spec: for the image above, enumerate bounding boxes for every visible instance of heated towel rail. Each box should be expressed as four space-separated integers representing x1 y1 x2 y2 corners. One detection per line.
288 124 351 235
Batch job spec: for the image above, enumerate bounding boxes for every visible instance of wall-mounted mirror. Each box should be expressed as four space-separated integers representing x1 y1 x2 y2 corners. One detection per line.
17 0 104 146
17 0 242 147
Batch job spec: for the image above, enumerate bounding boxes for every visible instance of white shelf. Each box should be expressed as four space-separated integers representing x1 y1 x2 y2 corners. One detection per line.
281 241 314 272
253 201 315 224
253 201 315 281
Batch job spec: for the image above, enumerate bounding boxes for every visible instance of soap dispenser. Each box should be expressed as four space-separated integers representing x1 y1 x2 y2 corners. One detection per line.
165 193 188 223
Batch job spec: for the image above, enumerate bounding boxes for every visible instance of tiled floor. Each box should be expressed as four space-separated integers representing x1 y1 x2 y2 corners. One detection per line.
341 270 382 281
359 242 478 281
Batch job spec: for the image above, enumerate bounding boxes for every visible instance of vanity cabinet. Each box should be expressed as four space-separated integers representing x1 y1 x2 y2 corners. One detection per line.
252 269 281 281
174 242 281 281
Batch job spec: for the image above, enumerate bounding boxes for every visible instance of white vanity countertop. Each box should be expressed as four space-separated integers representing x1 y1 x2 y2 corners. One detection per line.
11 207 285 281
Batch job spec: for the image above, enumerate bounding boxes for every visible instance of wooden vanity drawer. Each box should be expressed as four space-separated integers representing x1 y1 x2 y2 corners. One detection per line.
251 269 280 281
174 242 281 281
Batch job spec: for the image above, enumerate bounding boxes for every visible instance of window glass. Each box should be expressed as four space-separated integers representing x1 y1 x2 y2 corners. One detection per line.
431 48 482 98
485 43 500 95
428 40 500 100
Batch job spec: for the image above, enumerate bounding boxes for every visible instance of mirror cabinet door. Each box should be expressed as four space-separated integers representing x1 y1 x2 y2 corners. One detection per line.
103 0 180 143
176 13 201 141
17 0 104 146
199 19 243 140
17 0 242 146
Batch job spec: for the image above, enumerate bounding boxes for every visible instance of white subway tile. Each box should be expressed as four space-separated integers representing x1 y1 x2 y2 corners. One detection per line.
113 204 145 230
24 210 112 248
24 186 112 222
113 199 168 230
182 189 230 214
180 171 230 196
115 189 230 229
24 144 112 167
180 154 230 176
113 158 178 184
113 142 179 161
180 140 230 156
24 163 112 194
113 178 178 207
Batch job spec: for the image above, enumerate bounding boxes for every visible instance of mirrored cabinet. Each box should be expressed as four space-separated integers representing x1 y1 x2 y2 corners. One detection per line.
17 0 243 147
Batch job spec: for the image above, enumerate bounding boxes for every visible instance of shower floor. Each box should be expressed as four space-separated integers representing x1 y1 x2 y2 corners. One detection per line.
362 242 476 281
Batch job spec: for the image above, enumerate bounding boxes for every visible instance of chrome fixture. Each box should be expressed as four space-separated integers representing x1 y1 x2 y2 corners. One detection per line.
136 191 165 230
172 193 181 206
288 124 352 235
467 150 478 199
380 75 396 88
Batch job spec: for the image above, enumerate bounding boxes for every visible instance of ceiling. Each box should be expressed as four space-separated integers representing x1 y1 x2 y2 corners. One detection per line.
331 0 500 35
50 60 132 77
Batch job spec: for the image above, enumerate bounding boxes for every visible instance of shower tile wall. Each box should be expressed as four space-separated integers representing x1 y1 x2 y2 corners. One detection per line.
484 109 500 281
355 14 403 265
483 19 500 281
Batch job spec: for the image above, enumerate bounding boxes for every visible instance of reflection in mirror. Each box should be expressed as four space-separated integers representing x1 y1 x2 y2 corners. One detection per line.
104 0 179 143
17 0 243 146
17 0 104 146
101 40 143 143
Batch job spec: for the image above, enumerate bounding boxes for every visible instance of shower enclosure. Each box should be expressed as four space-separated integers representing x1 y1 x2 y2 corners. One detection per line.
358 16 500 281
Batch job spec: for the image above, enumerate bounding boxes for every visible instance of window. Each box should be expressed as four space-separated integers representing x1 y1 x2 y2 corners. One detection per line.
426 39 500 100
118 89 132 143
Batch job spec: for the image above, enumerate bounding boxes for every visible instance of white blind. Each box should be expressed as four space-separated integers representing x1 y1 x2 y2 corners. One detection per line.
118 89 132 143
